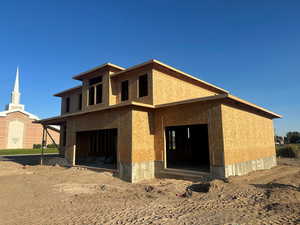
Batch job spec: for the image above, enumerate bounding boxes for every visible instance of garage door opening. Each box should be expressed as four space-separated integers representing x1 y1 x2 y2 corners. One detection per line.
76 129 117 170
165 124 210 172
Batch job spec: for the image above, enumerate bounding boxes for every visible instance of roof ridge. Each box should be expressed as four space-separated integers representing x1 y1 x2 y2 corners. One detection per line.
110 59 229 94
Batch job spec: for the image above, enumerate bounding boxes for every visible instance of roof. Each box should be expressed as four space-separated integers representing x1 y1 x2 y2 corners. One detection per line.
225 94 282 118
111 59 229 94
0 109 39 120
54 85 82 97
36 93 281 125
156 94 282 119
72 63 125 81
35 101 155 125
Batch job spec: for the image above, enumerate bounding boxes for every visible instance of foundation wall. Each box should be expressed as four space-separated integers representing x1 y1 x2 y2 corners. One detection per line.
220 103 277 176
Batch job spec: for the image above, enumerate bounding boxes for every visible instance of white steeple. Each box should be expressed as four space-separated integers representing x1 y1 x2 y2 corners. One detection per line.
6 67 24 111
12 66 20 104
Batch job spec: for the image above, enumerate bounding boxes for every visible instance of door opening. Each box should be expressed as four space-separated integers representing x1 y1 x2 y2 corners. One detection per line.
165 124 209 172
76 128 117 170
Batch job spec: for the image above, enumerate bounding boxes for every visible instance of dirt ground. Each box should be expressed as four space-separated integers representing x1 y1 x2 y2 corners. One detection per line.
0 158 299 225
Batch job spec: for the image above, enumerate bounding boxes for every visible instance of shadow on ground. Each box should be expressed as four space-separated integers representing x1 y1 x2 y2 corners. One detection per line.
252 183 300 192
0 154 60 166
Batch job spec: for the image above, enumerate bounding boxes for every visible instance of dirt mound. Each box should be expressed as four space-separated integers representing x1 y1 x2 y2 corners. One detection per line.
0 161 23 169
0 161 33 176
188 179 227 193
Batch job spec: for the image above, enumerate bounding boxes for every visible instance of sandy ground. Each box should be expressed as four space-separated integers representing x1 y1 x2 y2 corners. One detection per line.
0 158 299 225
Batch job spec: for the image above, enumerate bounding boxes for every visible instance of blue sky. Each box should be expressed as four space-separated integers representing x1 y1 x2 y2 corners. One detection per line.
0 0 299 136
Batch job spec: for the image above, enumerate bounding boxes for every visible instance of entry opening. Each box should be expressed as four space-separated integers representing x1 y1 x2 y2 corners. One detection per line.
165 124 210 172
76 128 117 170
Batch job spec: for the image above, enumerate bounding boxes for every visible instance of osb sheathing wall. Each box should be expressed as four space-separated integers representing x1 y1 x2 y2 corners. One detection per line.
154 101 225 167
61 88 82 115
110 65 154 105
64 108 132 164
152 69 219 105
131 108 155 163
221 103 276 166
81 70 110 112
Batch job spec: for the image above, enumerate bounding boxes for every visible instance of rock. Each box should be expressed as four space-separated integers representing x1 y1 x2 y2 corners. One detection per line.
145 185 154 192
100 185 106 191
184 188 193 198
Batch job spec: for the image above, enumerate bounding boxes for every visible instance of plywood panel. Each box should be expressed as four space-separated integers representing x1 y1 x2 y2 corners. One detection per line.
131 108 155 163
111 66 154 105
65 107 132 164
221 103 276 165
152 69 218 105
154 101 224 167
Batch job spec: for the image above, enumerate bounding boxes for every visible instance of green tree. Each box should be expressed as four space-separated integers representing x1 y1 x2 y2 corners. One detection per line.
286 131 300 143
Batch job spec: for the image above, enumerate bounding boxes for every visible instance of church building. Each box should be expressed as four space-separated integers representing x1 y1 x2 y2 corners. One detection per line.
0 68 59 149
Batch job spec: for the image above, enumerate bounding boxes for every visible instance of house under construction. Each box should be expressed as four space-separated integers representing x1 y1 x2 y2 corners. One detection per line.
37 59 281 183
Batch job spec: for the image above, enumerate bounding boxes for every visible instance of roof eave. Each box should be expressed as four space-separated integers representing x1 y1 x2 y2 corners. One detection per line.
53 85 82 97
156 93 281 119
226 94 282 119
72 63 125 81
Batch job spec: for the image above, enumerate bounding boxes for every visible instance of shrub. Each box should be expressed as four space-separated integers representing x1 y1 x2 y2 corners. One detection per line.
33 144 41 149
47 144 58 149
276 144 300 158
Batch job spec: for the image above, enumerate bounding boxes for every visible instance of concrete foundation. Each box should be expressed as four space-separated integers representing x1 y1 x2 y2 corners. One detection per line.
153 160 164 177
211 155 277 178
119 161 155 183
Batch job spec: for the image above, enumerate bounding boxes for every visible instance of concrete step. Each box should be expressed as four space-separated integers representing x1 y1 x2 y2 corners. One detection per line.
158 168 210 181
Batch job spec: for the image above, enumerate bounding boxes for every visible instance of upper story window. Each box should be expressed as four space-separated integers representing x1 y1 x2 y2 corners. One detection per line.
96 84 102 104
89 76 102 85
88 76 103 105
121 80 129 101
138 74 148 97
78 93 82 110
66 97 70 113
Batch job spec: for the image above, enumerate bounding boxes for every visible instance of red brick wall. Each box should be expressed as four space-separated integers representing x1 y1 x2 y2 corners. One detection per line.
0 111 60 149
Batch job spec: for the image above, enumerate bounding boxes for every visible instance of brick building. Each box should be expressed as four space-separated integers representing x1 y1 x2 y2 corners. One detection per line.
0 68 59 149
38 60 281 182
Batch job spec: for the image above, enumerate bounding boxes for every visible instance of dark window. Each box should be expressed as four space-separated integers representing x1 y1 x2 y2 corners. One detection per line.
139 74 148 97
121 80 129 101
89 76 102 85
96 84 102 104
66 97 70 113
62 125 67 146
78 93 82 110
89 87 94 105
88 75 103 105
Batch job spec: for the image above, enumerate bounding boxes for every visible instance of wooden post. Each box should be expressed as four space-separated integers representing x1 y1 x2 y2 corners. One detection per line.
45 126 60 150
72 145 76 166
40 126 46 165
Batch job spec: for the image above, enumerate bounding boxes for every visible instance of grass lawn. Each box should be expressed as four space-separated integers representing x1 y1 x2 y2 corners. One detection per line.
0 148 59 155
276 143 300 150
